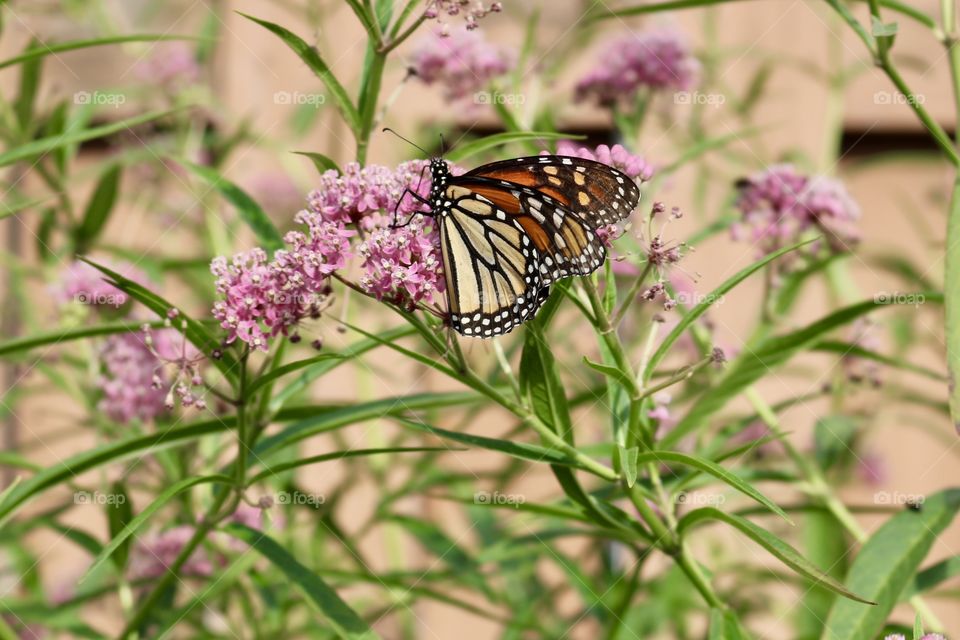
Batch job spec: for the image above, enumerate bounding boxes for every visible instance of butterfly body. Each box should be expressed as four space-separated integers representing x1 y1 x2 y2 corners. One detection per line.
419 155 640 337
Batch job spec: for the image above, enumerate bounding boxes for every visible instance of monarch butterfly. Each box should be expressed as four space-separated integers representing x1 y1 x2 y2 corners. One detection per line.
396 144 641 337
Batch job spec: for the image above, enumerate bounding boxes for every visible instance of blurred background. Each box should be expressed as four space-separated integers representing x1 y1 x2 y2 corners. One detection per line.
0 0 957 637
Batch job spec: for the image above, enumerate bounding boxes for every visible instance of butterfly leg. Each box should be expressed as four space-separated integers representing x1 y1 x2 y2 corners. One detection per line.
391 188 432 229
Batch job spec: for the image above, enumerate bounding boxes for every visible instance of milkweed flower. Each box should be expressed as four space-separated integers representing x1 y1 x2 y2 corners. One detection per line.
424 1 503 32
129 525 214 580
552 142 655 182
732 164 860 257
136 42 200 89
55 260 148 309
97 332 168 424
409 26 512 101
575 31 700 105
358 215 446 307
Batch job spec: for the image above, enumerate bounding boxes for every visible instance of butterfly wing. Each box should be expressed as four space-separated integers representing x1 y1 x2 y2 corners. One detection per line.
439 189 550 337
464 155 641 225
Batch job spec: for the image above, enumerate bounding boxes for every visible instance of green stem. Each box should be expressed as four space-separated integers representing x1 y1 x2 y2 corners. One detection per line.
675 540 725 609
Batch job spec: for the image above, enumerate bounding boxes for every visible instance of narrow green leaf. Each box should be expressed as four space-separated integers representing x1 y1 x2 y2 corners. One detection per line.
589 0 753 19
663 294 941 447
824 489 960 639
178 159 284 252
446 132 582 163
0 195 57 221
583 356 634 395
0 320 178 358
14 38 42 129
248 447 455 484
238 13 360 134
813 415 858 471
0 108 180 168
82 475 231 581
912 613 923 640
619 445 638 487
105 480 133 571
679 508 872 604
638 450 790 521
293 150 341 174
520 326 573 443
0 35 202 70
812 340 946 381
709 608 749 640
394 418 582 469
75 164 122 253
223 524 380 639
899 555 960 600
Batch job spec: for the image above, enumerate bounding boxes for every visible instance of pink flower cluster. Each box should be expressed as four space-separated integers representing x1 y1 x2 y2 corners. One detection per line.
576 31 700 105
358 215 445 307
97 333 168 424
129 525 214 580
552 142 654 181
97 321 207 424
136 42 200 89
211 218 353 350
732 164 861 255
424 1 503 31
55 260 148 309
410 26 513 100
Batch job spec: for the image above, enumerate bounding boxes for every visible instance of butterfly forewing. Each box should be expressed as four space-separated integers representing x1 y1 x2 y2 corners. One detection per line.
464 155 641 226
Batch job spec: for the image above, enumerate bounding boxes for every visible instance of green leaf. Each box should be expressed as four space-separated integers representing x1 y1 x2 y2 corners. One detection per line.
813 415 858 471
224 524 380 639
238 13 360 134
583 356 634 395
178 159 284 253
619 445 638 487
0 195 57 221
871 15 899 36
645 239 814 382
446 131 582 163
248 447 455 484
588 0 748 19
662 295 940 447
0 108 180 168
679 508 872 604
0 35 202 70
81 475 231 581
913 613 923 640
293 150 341 174
269 326 416 411
394 418 583 469
75 163 122 253
390 515 492 597
812 340 946 380
14 38 42 129
637 450 789 521
0 320 178 358
900 555 960 600
0 420 230 525
256 392 481 455
520 325 573 443
105 480 133 571
824 489 960 639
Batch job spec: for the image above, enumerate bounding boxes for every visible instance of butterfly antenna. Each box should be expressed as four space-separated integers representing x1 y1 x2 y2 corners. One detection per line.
382 127 430 157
